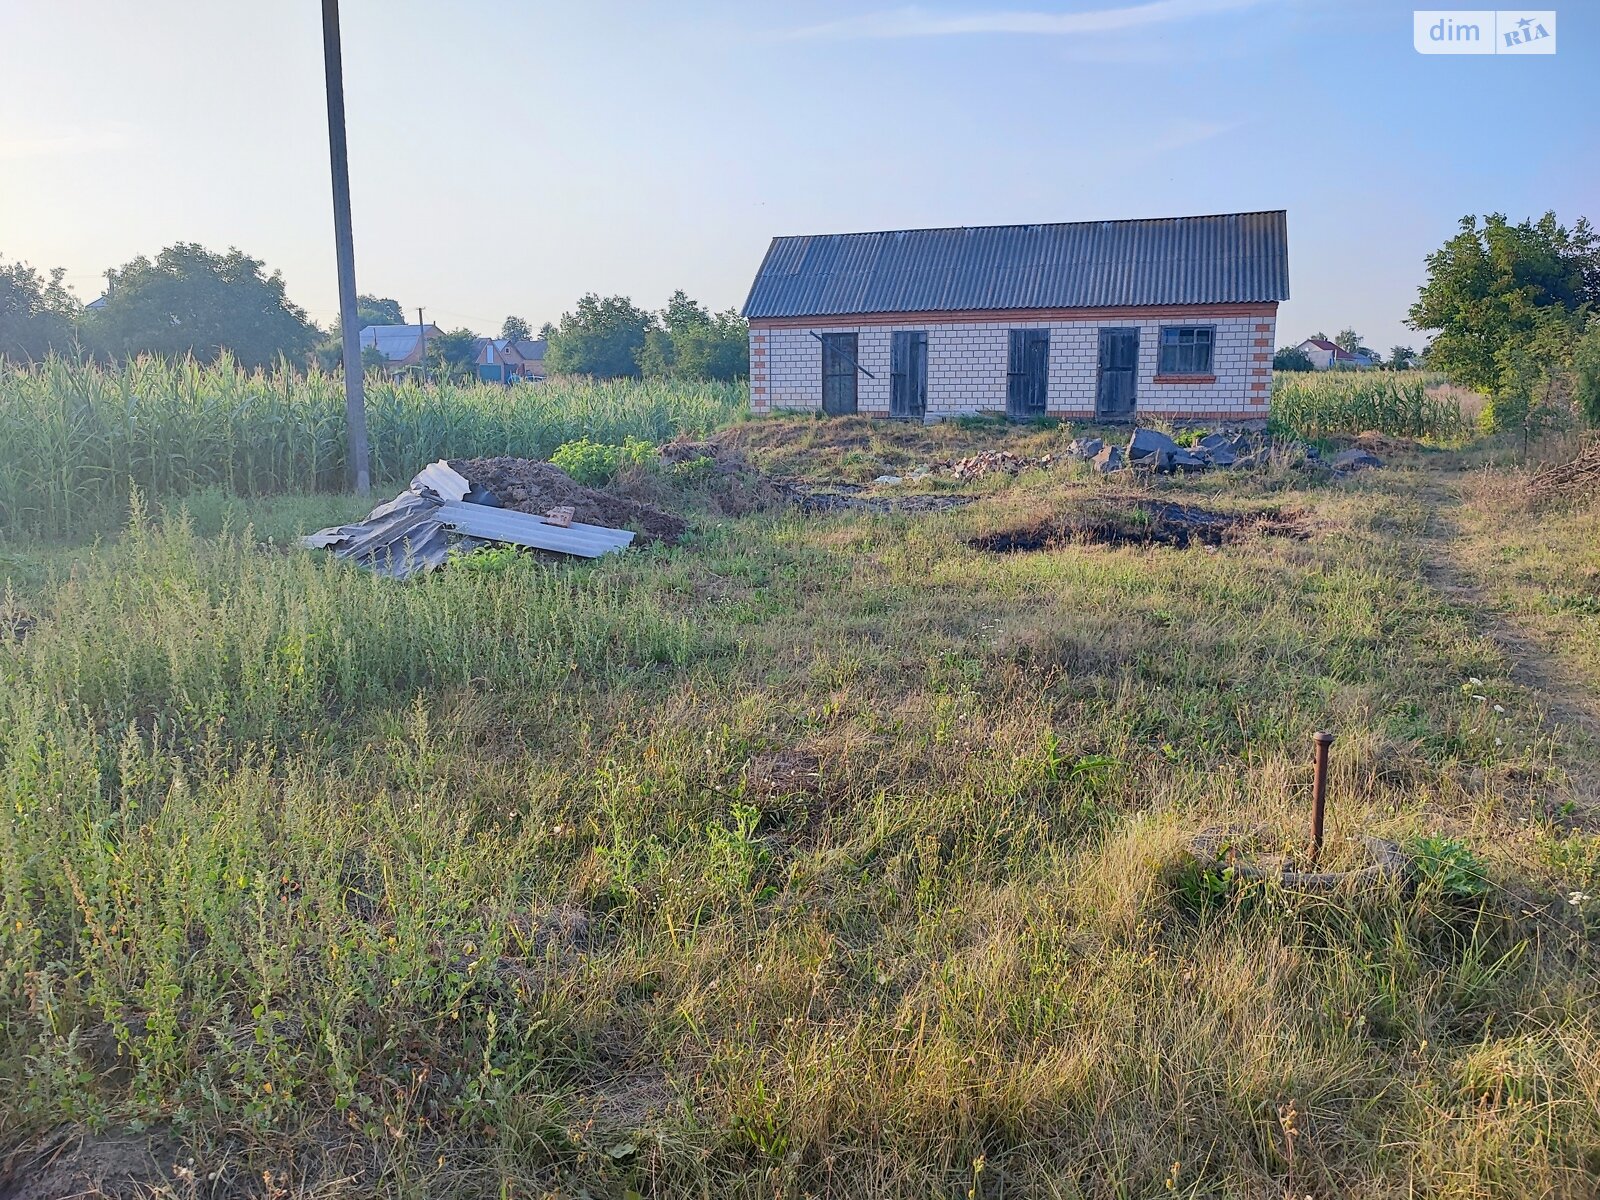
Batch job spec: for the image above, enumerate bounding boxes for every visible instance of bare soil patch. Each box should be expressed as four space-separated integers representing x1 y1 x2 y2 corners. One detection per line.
450 457 687 543
971 499 1306 552
0 1126 183 1200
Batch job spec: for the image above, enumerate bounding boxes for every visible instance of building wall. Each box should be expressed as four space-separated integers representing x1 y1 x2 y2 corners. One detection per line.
748 305 1276 421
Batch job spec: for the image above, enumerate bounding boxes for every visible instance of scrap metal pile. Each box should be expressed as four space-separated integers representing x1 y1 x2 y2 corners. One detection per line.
304 461 635 579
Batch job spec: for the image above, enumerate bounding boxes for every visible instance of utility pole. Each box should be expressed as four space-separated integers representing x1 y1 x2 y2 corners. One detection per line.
320 0 370 496
417 306 428 384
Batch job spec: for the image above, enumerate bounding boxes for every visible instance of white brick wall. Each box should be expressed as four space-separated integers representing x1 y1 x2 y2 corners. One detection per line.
749 309 1276 421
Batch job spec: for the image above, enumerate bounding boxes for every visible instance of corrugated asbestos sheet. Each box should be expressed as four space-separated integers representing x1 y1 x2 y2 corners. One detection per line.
741 211 1290 319
303 460 634 579
436 503 635 556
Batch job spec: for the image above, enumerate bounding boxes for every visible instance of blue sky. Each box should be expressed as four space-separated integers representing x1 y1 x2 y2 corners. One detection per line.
1 0 1594 352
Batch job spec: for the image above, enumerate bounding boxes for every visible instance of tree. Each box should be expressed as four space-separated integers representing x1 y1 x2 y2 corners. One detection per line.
357 294 405 327
637 289 749 381
500 315 532 343
0 255 80 362
84 243 317 368
544 294 653 378
1273 345 1313 372
1575 319 1600 426
1389 345 1417 370
1409 212 1598 394
427 327 480 381
1334 328 1364 355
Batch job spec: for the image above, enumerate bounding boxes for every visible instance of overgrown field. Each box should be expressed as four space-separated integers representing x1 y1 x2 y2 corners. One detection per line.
1270 370 1467 442
0 357 746 538
2 417 1599 1198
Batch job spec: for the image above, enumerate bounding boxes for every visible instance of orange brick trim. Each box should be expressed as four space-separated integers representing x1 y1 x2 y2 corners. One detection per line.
1154 374 1216 384
749 302 1278 329
1250 381 1269 391
1250 368 1271 376
1253 338 1272 348
1253 352 1270 362
1254 323 1273 332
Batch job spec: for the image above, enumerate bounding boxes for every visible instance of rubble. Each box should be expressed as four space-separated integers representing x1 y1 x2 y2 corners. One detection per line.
450 457 686 541
304 459 643 580
1092 445 1124 473
1067 437 1104 459
1330 448 1383 472
947 450 1057 480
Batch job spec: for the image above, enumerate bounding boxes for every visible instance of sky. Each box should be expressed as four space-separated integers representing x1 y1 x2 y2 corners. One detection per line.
1 0 1595 353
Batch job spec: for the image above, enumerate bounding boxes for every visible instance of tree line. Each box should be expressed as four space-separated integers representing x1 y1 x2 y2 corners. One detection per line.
0 243 748 382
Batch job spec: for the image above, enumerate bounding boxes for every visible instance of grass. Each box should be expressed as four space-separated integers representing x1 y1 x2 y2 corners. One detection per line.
1270 370 1469 442
2 413 1599 1197
0 356 747 539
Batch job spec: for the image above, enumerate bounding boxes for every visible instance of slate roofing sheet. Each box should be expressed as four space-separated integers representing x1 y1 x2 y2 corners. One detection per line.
742 210 1289 319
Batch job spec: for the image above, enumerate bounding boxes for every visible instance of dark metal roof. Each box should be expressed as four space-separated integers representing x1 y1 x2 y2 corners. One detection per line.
742 211 1289 319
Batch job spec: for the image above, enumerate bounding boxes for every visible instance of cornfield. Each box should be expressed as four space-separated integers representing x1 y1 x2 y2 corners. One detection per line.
0 355 747 537
1269 371 1467 441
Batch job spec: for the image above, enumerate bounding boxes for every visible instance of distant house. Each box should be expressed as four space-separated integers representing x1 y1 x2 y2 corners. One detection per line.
84 296 108 312
472 337 548 383
742 210 1289 422
1297 338 1375 370
359 323 440 374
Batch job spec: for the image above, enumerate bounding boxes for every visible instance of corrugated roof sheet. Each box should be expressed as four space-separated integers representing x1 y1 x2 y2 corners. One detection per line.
359 324 437 361
742 211 1289 319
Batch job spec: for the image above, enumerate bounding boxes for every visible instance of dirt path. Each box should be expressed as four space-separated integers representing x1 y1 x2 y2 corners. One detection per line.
1416 476 1600 821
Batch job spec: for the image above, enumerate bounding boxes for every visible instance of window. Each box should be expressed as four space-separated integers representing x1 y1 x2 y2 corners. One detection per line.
1006 330 1049 417
1157 326 1215 376
820 333 858 415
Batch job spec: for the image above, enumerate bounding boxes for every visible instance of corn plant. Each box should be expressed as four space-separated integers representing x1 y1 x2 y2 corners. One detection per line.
1269 371 1466 441
0 355 747 538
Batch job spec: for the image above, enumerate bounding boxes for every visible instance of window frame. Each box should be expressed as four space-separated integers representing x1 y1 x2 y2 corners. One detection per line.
1156 325 1216 378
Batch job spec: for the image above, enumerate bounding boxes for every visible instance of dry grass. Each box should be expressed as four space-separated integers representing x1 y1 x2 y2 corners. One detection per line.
1 418 1599 1197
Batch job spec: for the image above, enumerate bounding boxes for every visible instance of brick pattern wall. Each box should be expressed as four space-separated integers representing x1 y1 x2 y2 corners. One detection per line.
748 307 1276 421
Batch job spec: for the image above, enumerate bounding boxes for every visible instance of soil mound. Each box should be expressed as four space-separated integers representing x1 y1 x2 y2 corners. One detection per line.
656 439 783 516
450 457 687 543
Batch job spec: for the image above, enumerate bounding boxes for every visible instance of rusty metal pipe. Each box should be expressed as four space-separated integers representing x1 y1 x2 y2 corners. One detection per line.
1310 731 1334 865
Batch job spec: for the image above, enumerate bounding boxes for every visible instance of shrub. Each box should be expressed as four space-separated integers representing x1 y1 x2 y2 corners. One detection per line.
549 436 657 485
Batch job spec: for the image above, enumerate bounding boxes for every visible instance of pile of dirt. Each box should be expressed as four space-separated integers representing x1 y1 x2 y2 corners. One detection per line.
1528 440 1600 508
450 457 687 543
656 439 783 516
971 499 1306 552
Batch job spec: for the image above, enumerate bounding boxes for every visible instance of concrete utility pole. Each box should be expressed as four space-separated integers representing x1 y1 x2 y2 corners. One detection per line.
321 0 370 495
417 307 428 383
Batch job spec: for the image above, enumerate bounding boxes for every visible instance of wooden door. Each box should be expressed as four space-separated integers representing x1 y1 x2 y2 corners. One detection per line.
1007 330 1049 419
1096 328 1139 420
890 331 927 419
820 333 858 415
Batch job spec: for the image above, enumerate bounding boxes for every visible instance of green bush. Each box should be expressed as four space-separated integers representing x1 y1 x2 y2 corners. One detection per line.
549 436 657 485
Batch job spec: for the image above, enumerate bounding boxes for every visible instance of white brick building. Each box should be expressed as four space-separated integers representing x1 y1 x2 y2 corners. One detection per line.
742 212 1289 423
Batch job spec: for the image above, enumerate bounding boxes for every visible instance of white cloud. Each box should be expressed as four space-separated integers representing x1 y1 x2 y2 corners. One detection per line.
0 126 134 161
786 0 1274 40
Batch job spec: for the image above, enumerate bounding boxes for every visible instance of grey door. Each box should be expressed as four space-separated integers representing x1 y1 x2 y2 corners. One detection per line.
1097 328 1139 420
890 331 927 419
820 333 858 415
1007 329 1049 419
